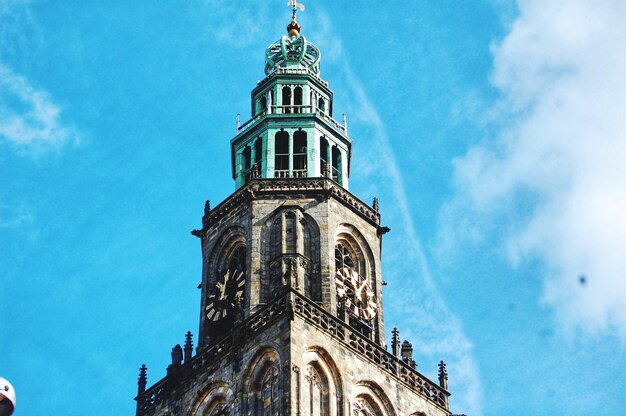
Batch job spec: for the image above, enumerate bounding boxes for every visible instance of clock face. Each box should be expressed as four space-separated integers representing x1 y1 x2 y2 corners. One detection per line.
335 267 377 320
205 269 245 322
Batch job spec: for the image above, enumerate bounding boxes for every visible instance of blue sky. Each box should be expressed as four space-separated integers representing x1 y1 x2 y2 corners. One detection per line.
2 1 625 415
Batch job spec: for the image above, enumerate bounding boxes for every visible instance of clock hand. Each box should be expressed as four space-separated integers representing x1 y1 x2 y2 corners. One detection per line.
217 270 230 300
355 279 368 300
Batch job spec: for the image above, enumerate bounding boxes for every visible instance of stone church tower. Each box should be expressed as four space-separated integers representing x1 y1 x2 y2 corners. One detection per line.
135 7 453 416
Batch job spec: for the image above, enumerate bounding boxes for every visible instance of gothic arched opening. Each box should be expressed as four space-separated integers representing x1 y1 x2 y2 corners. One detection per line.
300 347 344 416
282 86 292 113
254 137 263 169
350 381 396 416
192 382 233 416
293 130 307 177
318 97 325 113
293 86 303 113
334 226 378 338
274 131 289 177
242 145 252 183
320 137 329 176
244 347 284 416
260 209 321 303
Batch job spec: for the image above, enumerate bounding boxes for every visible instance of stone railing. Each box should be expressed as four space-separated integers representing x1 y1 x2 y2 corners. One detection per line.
317 110 346 134
291 291 450 410
136 295 290 415
237 111 266 134
271 104 314 115
273 169 308 178
136 290 448 415
235 106 347 137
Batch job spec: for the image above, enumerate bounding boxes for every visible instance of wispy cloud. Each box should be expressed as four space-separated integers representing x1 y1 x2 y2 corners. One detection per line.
0 2 77 155
446 0 626 337
0 64 77 153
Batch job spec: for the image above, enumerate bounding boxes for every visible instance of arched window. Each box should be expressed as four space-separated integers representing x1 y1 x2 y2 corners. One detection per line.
353 398 382 416
275 131 289 178
191 382 233 416
228 245 246 273
294 86 303 113
284 211 296 253
304 364 330 416
254 137 263 167
259 365 281 415
318 97 326 113
243 146 252 183
282 86 292 114
335 243 355 271
204 399 229 416
262 210 321 302
245 348 283 416
335 239 372 335
350 383 396 416
320 137 329 176
293 130 307 177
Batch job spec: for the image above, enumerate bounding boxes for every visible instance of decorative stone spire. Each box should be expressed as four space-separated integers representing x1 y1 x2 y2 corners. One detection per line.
438 360 448 390
184 331 193 363
201 200 211 228
137 364 147 394
401 340 416 369
171 344 183 367
391 328 400 357
372 197 379 212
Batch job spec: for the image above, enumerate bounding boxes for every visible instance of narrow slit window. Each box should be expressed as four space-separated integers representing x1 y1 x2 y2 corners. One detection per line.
293 130 307 177
254 137 263 166
294 86 303 113
282 86 292 114
320 137 329 176
275 131 289 177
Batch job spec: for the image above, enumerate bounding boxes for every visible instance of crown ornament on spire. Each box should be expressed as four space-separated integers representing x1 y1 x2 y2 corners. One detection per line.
265 0 320 75
287 0 305 37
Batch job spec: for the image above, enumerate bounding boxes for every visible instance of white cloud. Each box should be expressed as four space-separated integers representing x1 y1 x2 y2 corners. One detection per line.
0 64 77 152
0 1 76 154
450 0 626 337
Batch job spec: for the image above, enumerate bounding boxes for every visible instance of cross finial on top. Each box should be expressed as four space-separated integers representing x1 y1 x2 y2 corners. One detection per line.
288 0 305 18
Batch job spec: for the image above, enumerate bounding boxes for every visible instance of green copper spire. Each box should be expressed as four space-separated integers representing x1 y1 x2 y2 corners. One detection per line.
230 6 351 190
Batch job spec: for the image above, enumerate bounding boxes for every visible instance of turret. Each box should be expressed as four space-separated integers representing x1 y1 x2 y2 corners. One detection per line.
230 7 351 189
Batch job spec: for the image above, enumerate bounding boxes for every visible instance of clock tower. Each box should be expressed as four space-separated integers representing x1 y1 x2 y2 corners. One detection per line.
135 6 454 416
